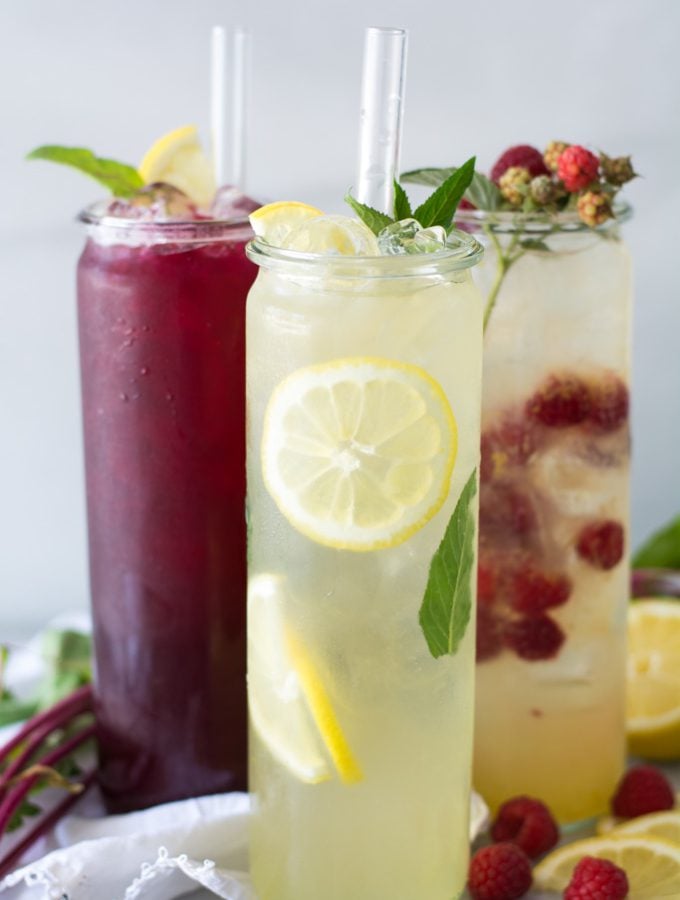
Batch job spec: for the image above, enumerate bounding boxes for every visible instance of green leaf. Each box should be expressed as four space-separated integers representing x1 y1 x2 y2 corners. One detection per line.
519 238 551 252
633 515 680 569
402 165 502 212
344 193 393 235
393 180 413 220
413 157 476 231
8 799 41 833
36 630 92 709
26 145 144 197
419 471 478 658
0 697 39 728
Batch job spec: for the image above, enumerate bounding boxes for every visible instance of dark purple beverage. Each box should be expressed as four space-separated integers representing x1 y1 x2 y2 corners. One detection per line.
77 204 255 812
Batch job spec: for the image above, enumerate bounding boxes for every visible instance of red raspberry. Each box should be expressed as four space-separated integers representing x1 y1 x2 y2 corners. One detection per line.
526 375 591 428
478 562 498 606
480 483 536 537
481 417 540 483
459 197 476 210
491 795 559 859
477 605 505 662
510 566 571 614
564 856 629 900
557 145 600 192
611 765 675 818
588 375 629 432
576 520 624 570
490 145 550 184
468 843 533 900
504 614 565 661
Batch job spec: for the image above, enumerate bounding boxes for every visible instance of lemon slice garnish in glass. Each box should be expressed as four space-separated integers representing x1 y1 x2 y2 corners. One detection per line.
261 357 457 551
248 574 362 785
249 201 323 246
139 125 215 207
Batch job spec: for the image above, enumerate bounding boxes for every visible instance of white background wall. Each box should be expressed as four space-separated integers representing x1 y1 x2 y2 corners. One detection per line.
1 0 679 638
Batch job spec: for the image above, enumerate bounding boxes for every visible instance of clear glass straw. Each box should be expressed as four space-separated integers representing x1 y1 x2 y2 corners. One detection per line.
356 27 408 215
210 26 251 190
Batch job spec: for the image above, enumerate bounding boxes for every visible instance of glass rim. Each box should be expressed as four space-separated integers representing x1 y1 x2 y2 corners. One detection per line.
246 228 484 276
454 200 633 234
77 201 252 243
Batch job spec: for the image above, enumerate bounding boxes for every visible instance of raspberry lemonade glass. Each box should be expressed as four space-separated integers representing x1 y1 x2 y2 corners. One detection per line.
246 224 484 899
465 204 633 825
77 202 256 811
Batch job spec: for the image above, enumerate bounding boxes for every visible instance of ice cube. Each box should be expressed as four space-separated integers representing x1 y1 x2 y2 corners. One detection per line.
105 183 199 221
210 184 261 219
411 225 447 253
280 215 379 256
377 218 422 255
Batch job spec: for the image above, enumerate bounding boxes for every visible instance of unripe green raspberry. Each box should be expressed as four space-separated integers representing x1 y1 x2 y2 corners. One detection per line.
600 153 636 186
499 166 531 206
544 141 569 172
530 175 556 205
577 190 613 227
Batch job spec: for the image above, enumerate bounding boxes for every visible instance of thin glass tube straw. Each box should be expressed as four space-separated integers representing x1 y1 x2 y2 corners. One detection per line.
356 27 408 215
211 25 227 187
229 28 251 191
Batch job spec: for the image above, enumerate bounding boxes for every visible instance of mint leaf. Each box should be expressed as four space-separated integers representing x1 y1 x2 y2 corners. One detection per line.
402 165 502 212
344 193 393 235
413 157 476 231
27 146 143 197
8 799 41 833
36 630 92 709
633 515 680 569
419 471 477 658
393 180 412 220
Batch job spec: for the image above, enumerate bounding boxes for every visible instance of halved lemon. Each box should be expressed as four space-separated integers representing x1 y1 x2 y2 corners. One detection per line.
261 357 457 551
139 125 215 207
534 834 680 897
627 599 680 759
248 574 361 784
249 201 323 245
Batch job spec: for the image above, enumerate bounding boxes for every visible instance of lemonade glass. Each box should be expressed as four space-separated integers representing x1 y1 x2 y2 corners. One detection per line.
462 206 633 825
246 231 484 900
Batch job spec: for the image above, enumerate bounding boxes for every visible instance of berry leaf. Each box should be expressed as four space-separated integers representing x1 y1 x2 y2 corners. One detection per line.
413 157 476 230
393 179 413 220
419 470 477 658
633 514 680 569
26 146 144 197
402 165 502 212
344 193 393 235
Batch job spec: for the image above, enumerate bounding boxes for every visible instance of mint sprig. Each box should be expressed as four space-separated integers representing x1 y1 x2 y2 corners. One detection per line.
27 146 143 197
402 165 501 211
419 470 477 658
345 156 476 235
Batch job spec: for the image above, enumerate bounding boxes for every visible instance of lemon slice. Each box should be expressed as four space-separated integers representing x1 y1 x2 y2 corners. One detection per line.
612 809 680 844
262 357 457 551
627 599 680 759
249 201 323 245
248 574 361 784
596 794 680 835
534 834 680 897
139 125 216 207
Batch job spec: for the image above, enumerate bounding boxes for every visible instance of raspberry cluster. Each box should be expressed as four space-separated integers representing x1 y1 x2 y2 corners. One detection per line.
477 371 629 664
486 141 635 228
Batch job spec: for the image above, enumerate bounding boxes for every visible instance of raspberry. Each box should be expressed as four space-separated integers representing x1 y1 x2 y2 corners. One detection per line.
526 375 591 428
482 417 540 483
477 605 505 662
480 483 536 537
504 614 565 661
611 765 675 818
478 562 498 606
490 145 550 183
588 374 629 431
564 856 629 900
491 795 560 858
510 566 571 614
459 197 476 210
577 190 613 228
600 153 636 186
499 166 532 206
529 174 557 206
544 140 570 172
576 520 624 570
468 843 533 900
557 145 600 192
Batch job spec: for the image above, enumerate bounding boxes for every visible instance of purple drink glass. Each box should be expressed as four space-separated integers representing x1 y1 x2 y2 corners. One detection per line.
77 209 256 812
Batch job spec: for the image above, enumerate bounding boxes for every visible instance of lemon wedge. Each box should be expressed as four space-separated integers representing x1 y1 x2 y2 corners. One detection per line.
534 834 680 897
248 574 361 785
249 201 323 245
139 125 215 207
627 599 680 759
261 357 457 551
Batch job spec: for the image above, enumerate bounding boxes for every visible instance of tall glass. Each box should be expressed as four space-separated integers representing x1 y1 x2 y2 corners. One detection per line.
465 207 632 825
77 210 256 812
246 235 484 900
